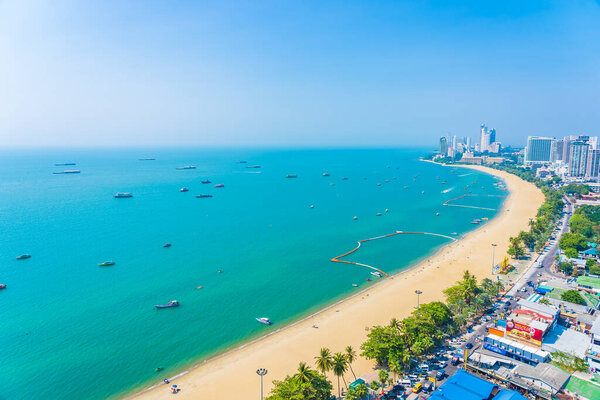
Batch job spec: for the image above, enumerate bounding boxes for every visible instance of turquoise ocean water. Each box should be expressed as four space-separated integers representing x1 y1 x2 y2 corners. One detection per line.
0 148 506 399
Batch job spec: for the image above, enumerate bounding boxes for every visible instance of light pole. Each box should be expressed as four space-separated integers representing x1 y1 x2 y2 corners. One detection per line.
491 243 497 275
415 290 422 315
257 368 268 400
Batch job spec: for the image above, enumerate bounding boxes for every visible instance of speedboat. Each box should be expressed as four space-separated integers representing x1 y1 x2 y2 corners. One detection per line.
155 300 179 309
376 213 382 216
246 165 261 169
352 284 358 287
114 192 133 198
256 317 272 325
201 180 211 184
0 284 6 289
377 183 382 186
139 158 155 161
371 271 383 278
341 177 349 180
98 261 115 267
196 194 213 198
53 170 81 174
322 172 330 177
55 163 76 166
176 166 196 170
163 243 171 248
214 184 225 188
451 232 458 236
180 187 189 192
286 174 298 178
16 254 31 260
353 216 358 220
436 212 440 216
366 278 372 281
237 160 248 164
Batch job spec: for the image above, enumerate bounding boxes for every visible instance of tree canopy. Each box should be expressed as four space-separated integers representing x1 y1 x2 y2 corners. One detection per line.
267 362 332 400
561 290 586 305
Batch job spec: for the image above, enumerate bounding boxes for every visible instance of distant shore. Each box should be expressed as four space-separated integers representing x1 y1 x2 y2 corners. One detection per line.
128 163 544 400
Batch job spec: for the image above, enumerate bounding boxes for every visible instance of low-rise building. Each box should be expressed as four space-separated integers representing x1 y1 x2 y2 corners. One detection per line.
513 363 571 396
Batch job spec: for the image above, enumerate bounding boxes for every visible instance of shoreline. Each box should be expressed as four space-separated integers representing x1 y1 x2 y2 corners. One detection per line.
127 163 544 400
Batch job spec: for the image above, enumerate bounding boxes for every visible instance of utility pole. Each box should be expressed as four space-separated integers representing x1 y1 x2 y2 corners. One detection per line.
256 368 268 400
415 290 422 315
491 243 497 275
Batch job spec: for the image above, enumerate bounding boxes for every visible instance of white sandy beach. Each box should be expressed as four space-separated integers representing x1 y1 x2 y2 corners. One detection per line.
129 164 544 400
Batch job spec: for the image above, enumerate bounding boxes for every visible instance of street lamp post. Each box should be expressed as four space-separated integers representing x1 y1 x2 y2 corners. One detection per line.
415 290 422 315
491 243 497 275
257 368 268 400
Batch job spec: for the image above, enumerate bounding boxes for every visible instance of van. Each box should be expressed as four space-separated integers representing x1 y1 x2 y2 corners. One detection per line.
412 383 422 393
401 379 412 386
419 363 429 372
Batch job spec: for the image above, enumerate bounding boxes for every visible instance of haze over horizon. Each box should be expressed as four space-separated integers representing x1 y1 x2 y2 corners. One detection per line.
1 0 599 148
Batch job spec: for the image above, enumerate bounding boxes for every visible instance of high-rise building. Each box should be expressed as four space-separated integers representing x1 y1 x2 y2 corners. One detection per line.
569 141 589 177
489 128 496 144
562 137 572 164
466 137 471 149
586 148 600 179
480 124 491 152
439 137 448 155
452 135 457 149
524 136 554 164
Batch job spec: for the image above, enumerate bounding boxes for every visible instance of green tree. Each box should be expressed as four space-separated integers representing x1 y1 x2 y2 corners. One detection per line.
369 380 379 393
314 348 333 375
586 258 597 268
561 290 586 305
345 346 357 380
569 214 594 238
559 233 588 252
354 383 368 399
518 231 536 249
266 363 332 400
559 262 573 275
589 263 600 275
564 248 579 259
332 352 348 398
539 298 551 305
507 237 525 259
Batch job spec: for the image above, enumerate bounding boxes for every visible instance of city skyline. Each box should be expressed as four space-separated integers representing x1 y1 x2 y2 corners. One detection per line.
1 1 600 147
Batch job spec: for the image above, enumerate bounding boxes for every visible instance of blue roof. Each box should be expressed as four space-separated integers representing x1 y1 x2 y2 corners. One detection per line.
429 370 496 400
493 389 527 400
587 242 597 248
583 248 598 255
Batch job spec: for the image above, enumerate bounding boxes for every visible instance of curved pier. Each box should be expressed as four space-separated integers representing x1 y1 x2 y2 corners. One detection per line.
331 231 458 276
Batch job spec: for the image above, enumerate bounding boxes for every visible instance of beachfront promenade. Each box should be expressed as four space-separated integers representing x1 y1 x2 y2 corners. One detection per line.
129 164 544 400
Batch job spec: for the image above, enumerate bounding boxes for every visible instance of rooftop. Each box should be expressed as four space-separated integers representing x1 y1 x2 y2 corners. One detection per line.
591 317 600 336
493 389 527 400
517 299 558 318
541 325 590 358
577 276 600 289
514 363 571 392
429 369 496 400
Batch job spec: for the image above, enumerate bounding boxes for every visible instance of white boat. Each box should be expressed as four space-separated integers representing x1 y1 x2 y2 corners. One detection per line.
256 317 272 325
370 271 383 278
114 192 133 198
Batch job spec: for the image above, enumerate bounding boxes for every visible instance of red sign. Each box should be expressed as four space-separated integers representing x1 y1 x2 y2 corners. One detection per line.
506 320 543 345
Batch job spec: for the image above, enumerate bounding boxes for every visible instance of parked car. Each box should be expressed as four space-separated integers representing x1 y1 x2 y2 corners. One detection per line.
436 369 446 379
412 383 422 393
438 361 447 368
465 343 473 349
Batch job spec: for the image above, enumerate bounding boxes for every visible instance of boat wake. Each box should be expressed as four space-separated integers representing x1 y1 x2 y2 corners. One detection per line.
458 173 473 177
441 187 454 194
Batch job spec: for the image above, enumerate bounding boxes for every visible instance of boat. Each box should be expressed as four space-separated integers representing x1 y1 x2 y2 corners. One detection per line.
16 254 31 260
471 220 480 224
481 217 489 221
366 278 372 281
376 213 382 216
341 177 349 180
55 163 76 166
286 174 298 178
371 271 383 277
98 261 115 267
155 300 179 309
237 161 248 164
451 232 458 235
163 243 171 248
322 172 330 177
196 286 203 289
353 216 358 220
377 183 382 186
329 183 336 186
180 187 189 192
139 158 155 161
53 170 81 174
385 209 389 212
0 284 6 289
352 284 358 287
214 184 225 188
246 165 261 169
421 190 425 194
114 192 133 198
201 180 211 184
196 194 213 198
256 317 272 325
176 166 196 170
436 212 440 216
310 205 315 208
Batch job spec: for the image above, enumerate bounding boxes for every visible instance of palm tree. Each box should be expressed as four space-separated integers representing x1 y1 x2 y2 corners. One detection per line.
389 317 401 331
315 347 333 375
378 369 389 392
355 383 368 399
295 361 312 384
345 345 357 380
332 352 348 397
389 358 401 382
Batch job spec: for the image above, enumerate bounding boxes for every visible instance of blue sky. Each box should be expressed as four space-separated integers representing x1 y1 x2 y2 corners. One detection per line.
1 0 599 147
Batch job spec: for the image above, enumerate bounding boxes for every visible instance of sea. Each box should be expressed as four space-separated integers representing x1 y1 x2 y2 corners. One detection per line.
0 148 506 399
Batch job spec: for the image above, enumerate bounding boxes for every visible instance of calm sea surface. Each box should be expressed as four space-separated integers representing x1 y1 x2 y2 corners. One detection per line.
0 148 506 399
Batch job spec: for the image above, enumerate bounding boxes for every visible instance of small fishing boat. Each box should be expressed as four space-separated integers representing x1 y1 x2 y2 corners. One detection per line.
377 183 382 186
246 165 261 169
180 187 189 192
55 163 76 166
436 212 440 216
286 174 298 178
175 166 196 170
385 208 389 212
196 194 213 198
16 254 31 260
139 158 155 161
201 180 211 184
163 243 171 248
310 205 315 208
0 284 6 289
256 317 272 325
217 270 223 274
329 183 336 186
196 286 203 289
98 261 115 267
404 185 409 189
451 232 458 236
421 190 425 194
366 278 372 281
376 213 382 216
471 220 480 224
322 172 330 177
214 184 225 188
341 177 349 181
53 170 81 174
371 271 383 277
114 192 133 198
237 160 248 164
155 300 179 309
352 284 358 287
353 216 358 220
